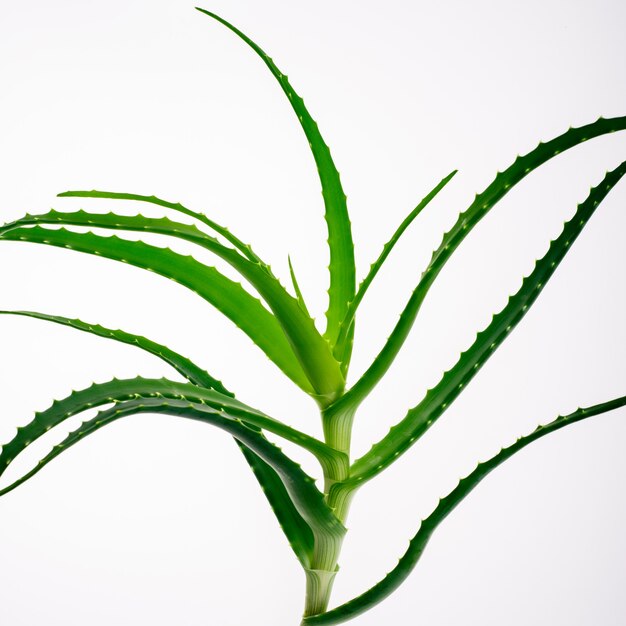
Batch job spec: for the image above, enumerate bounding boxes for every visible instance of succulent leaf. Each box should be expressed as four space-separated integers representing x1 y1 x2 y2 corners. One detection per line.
348 159 626 483
0 310 316 565
288 255 312 317
310 395 626 624
0 224 316 394
0 377 347 484
0 210 344 400
194 8 356 360
0 309 230 393
236 439 315 567
334 170 457 363
338 116 626 411
0 390 346 561
58 189 262 263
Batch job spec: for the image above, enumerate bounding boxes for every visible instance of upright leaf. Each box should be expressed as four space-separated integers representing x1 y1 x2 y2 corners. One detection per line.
195 8 356 355
288 255 312 317
334 170 457 362
337 116 626 413
347 159 626 484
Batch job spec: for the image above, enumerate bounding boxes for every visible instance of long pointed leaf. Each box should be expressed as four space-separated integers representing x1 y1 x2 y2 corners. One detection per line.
309 395 626 624
195 7 355 356
338 116 626 410
0 309 315 565
1 211 344 401
288 255 312 317
0 395 346 550
0 309 229 393
236 440 315 566
347 159 626 484
0 224 315 394
0 377 347 481
334 170 457 363
58 189 262 263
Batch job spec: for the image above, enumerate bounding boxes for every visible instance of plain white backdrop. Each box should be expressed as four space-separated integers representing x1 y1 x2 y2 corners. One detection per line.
1 1 625 624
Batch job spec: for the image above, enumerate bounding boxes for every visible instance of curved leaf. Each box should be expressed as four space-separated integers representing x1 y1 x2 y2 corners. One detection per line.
0 309 316 565
309 395 626 624
0 395 346 550
1 211 344 401
236 439 315 566
338 116 626 410
0 224 314 394
0 377 347 482
58 189 262 263
345 160 626 484
0 309 229 393
195 7 355 357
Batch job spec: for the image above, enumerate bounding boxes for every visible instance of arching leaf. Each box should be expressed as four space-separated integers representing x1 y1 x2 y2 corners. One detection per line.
310 395 626 624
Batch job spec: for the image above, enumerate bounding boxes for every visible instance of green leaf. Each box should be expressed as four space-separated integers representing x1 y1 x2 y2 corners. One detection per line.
0 377 347 482
194 7 356 357
0 309 315 566
236 440 315 567
58 189 262 263
0 394 346 551
0 224 315 394
337 116 626 412
0 375 347 571
1 210 344 401
334 170 457 363
288 255 311 317
346 159 626 484
0 309 230 393
308 395 626 624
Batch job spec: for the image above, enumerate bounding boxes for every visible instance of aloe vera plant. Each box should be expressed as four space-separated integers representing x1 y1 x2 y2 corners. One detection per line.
1 7 625 624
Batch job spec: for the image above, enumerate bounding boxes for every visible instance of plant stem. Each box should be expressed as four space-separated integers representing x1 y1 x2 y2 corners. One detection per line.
301 404 359 621
303 569 338 618
322 404 355 460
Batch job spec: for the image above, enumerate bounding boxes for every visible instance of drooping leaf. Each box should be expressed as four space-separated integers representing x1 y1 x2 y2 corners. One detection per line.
338 116 626 410
0 211 344 401
0 309 316 566
0 224 315 394
310 395 626 624
0 395 346 551
347 159 626 483
195 8 356 358
334 170 457 363
235 439 315 567
0 377 347 482
0 309 230 393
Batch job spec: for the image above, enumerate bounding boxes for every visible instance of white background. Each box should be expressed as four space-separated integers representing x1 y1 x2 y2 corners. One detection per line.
1 1 625 624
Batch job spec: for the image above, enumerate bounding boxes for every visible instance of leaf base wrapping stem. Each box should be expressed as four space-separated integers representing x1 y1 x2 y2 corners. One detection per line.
303 569 338 618
302 403 358 620
322 404 356 460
